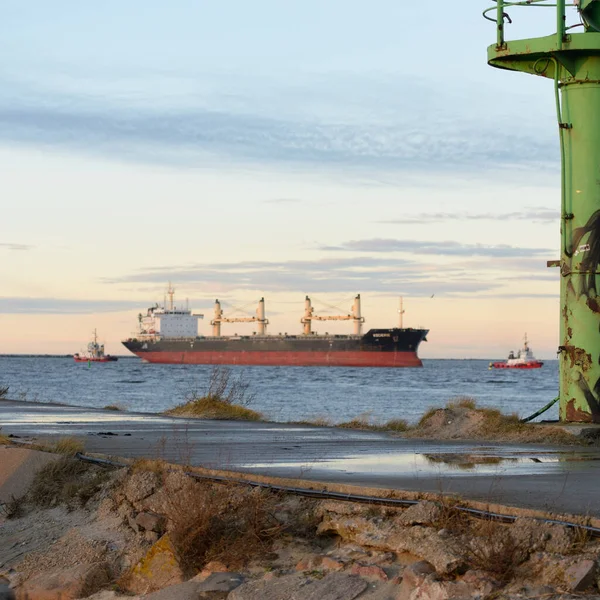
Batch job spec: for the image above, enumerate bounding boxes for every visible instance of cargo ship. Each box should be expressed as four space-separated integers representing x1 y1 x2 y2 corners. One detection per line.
122 286 428 367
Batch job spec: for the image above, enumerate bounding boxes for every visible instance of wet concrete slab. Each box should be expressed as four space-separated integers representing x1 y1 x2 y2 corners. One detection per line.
2 399 600 516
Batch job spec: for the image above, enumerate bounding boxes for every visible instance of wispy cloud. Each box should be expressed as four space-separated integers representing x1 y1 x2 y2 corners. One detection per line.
0 71 558 174
377 209 559 225
104 247 557 298
0 297 141 314
0 242 33 250
321 239 552 258
262 198 303 204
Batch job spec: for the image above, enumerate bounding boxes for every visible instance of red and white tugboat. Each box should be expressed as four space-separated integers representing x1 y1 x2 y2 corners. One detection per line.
490 334 543 369
74 330 118 363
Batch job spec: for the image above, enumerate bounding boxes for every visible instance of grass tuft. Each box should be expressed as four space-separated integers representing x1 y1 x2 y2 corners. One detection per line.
447 396 477 410
1 494 25 519
28 456 109 508
103 404 124 411
166 397 262 421
383 418 410 432
48 437 85 456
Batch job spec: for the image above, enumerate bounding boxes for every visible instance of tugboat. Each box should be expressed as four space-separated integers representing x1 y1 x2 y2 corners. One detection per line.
74 330 118 363
489 334 543 369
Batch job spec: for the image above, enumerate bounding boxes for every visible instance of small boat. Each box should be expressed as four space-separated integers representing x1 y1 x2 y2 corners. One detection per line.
74 330 118 363
489 334 543 369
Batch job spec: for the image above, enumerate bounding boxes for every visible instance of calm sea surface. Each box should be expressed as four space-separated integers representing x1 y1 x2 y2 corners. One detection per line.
0 356 559 424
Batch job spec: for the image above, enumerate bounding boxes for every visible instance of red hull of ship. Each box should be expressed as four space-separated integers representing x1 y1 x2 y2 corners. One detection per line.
490 362 543 369
134 350 423 368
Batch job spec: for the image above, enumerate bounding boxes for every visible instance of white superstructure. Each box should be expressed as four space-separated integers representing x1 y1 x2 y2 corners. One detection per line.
137 284 203 340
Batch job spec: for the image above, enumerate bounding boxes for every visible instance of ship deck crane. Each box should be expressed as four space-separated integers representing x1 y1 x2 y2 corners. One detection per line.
211 298 269 336
301 294 365 336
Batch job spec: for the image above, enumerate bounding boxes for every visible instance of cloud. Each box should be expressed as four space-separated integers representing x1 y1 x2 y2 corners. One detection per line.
377 209 559 225
0 297 142 314
104 251 557 298
0 71 558 174
321 239 552 258
0 242 33 250
262 198 303 204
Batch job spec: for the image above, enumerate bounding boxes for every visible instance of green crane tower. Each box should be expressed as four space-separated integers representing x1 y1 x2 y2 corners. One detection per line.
486 0 600 422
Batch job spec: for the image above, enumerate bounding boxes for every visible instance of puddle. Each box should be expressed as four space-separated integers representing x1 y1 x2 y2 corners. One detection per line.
242 450 594 477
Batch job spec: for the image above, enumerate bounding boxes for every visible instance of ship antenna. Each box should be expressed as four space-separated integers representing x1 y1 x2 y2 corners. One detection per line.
398 297 405 328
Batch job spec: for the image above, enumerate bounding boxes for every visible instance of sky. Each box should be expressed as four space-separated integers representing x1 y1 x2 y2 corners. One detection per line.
0 1 578 358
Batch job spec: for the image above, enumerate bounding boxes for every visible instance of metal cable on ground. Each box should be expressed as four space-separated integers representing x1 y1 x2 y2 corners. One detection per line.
75 452 600 537
520 396 560 423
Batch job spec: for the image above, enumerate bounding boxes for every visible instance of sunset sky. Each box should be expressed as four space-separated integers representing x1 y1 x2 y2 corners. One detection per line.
0 2 573 358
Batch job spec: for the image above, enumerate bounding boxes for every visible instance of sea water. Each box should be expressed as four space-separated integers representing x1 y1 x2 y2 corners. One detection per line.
0 356 559 425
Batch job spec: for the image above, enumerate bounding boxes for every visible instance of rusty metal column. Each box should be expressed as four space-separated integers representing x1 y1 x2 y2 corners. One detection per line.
485 0 600 422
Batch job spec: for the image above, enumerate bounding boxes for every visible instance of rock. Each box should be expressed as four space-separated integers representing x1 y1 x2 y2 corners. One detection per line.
317 501 369 517
144 531 160 544
296 554 323 571
321 557 346 571
318 516 463 574
142 581 202 600
124 471 158 505
17 562 110 600
0 581 14 600
127 512 141 532
135 511 165 534
84 592 140 600
564 558 596 592
398 502 443 526
350 563 388 581
511 518 574 554
229 572 368 600
197 572 245 593
192 560 229 581
118 534 184 595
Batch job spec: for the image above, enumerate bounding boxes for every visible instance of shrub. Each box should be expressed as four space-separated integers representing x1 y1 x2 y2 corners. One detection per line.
166 479 281 574
165 367 262 421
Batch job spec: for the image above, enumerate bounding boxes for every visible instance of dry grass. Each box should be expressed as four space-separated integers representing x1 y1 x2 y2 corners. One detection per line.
130 458 168 474
0 385 8 399
166 479 282 575
166 397 262 421
103 404 124 411
28 456 109 508
447 396 477 410
338 413 410 433
465 519 529 581
166 366 261 421
1 494 25 519
294 417 333 427
383 418 410 432
48 437 85 456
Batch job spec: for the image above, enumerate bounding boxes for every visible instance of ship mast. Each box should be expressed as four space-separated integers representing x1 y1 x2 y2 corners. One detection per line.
398 297 405 329
167 282 175 311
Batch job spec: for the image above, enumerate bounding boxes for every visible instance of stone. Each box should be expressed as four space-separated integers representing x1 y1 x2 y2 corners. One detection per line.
123 471 158 505
350 563 388 581
398 502 443 526
0 581 14 600
144 531 160 544
564 558 596 592
16 562 110 600
197 572 245 593
318 516 463 574
321 557 346 571
118 534 184 595
296 554 323 571
135 511 165 533
127 512 141 532
143 581 202 600
192 560 229 581
511 518 574 554
229 572 368 600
